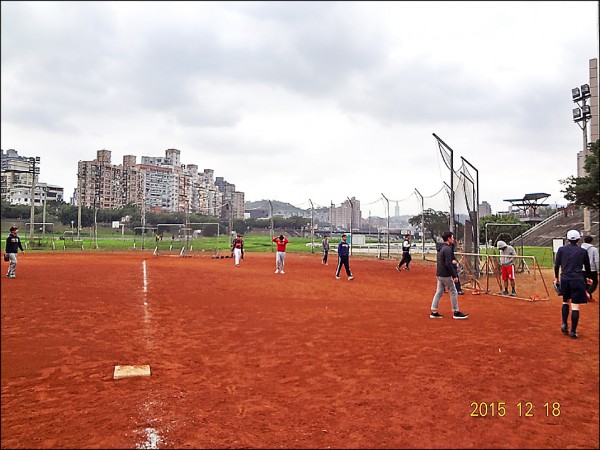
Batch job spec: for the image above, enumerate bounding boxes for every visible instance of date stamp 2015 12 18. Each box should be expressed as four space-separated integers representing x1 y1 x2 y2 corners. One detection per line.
470 402 561 417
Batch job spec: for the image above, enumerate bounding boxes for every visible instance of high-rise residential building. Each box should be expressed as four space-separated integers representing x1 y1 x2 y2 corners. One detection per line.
1 149 64 205
329 197 362 230
76 148 242 218
215 176 245 219
479 201 492 218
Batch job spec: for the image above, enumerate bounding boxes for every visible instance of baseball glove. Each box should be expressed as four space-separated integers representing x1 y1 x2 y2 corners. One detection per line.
3 253 9 262
553 281 562 296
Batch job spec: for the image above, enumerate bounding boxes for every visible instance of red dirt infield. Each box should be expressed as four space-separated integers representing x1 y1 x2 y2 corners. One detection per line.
1 251 598 449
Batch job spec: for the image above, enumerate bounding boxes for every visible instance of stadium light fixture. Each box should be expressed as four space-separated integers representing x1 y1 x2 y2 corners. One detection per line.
581 104 591 118
580 84 591 98
571 82 592 149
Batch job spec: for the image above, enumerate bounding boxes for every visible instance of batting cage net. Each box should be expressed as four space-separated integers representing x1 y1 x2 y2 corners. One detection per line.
455 252 550 301
152 223 225 258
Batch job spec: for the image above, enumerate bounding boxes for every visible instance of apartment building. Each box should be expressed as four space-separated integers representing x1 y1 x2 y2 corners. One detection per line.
1 149 64 205
329 197 362 231
76 149 244 219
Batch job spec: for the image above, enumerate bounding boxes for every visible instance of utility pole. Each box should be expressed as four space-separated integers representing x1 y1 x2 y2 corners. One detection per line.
347 197 353 256
28 156 40 247
77 164 82 241
269 200 274 252
42 187 48 241
141 188 146 250
414 188 425 260
309 199 314 254
381 193 390 258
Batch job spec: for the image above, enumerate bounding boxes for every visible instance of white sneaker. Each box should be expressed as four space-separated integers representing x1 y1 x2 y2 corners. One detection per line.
336 276 340 279
275 270 279 273
280 271 285 274
348 276 354 280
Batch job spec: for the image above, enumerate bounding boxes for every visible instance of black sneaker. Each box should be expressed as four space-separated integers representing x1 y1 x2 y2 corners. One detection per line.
510 291 517 297
429 312 444 319
404 267 410 271
501 290 508 296
453 311 469 320
457 290 465 295
569 331 578 339
561 324 569 335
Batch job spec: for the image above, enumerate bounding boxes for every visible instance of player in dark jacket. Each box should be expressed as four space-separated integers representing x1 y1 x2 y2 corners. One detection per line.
429 231 468 319
5 226 25 278
396 234 412 271
335 234 353 280
554 230 592 339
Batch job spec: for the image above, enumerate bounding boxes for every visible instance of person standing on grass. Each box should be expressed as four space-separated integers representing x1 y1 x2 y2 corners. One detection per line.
430 231 468 320
497 240 517 297
5 226 24 279
581 235 598 302
335 234 354 280
555 230 592 339
322 235 330 265
272 234 289 274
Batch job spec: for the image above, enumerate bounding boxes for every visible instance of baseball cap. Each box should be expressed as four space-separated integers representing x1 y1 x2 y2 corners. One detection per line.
9 226 18 232
496 240 507 249
566 230 580 241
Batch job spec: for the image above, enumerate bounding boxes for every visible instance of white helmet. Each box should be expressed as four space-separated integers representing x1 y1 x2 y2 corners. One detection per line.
496 240 507 249
566 230 581 241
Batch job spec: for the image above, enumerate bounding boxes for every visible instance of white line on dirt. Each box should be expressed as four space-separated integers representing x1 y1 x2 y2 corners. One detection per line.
142 260 148 298
136 260 164 449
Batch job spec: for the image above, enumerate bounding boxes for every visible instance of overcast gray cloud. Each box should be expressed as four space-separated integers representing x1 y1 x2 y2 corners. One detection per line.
1 1 598 217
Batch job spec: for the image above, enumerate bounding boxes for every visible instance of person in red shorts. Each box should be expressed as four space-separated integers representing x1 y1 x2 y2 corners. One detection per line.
497 240 517 296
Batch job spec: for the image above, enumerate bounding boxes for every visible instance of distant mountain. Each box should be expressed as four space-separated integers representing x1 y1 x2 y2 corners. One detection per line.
245 199 310 216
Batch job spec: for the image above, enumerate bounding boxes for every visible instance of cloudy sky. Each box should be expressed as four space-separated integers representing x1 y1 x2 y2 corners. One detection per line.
2 1 598 218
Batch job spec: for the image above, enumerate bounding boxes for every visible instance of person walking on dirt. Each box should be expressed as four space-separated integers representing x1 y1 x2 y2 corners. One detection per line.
5 226 24 279
581 235 599 302
273 234 289 274
231 234 244 267
322 235 330 265
497 240 517 296
396 234 412 271
554 230 593 339
430 231 468 320
335 234 354 280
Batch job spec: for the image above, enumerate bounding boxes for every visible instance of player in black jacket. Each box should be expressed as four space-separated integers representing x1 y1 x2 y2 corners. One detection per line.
429 231 468 319
554 230 592 339
5 226 24 278
335 234 354 280
396 234 412 271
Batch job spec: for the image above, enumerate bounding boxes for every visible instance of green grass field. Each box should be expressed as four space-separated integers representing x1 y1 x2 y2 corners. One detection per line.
9 229 558 269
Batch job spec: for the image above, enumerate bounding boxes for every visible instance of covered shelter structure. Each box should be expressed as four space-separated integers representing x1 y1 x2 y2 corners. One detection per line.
503 192 551 224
